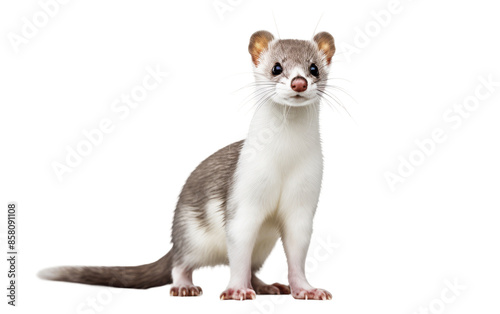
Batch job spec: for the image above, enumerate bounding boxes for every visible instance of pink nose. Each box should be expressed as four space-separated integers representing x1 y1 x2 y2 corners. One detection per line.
291 77 308 92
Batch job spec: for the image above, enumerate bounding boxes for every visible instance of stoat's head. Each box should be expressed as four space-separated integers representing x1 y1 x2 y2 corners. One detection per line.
248 30 335 107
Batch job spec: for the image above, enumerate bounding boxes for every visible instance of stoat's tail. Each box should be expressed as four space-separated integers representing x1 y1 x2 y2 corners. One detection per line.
38 250 173 289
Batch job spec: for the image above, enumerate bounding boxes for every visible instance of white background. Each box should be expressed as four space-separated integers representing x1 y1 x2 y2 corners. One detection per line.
1 0 499 313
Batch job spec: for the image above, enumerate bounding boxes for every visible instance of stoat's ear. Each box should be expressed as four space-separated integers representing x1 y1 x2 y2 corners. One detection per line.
313 32 335 65
248 30 274 66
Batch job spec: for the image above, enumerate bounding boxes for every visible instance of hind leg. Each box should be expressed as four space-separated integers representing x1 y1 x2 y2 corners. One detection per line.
252 274 290 295
170 266 203 297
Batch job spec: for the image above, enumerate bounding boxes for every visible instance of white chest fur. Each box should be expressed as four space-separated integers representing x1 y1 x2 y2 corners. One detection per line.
231 101 323 218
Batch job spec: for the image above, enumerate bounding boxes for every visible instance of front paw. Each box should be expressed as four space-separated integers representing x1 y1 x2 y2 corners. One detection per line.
292 288 332 300
220 288 256 300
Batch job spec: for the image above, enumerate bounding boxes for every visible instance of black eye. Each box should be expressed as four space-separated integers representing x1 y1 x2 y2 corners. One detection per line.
309 63 319 77
272 63 283 76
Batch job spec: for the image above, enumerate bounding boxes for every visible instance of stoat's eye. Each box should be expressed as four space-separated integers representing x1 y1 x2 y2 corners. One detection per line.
272 63 283 76
309 63 319 77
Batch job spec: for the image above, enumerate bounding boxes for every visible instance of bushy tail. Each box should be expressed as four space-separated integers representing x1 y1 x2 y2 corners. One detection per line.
38 250 173 289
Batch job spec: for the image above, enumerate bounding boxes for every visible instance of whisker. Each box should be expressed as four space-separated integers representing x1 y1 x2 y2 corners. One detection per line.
221 71 272 81
272 11 281 39
311 12 325 39
284 103 293 122
317 84 356 103
317 89 354 121
317 77 352 83
306 102 313 128
239 87 276 112
317 93 339 114
253 91 276 116
232 82 277 94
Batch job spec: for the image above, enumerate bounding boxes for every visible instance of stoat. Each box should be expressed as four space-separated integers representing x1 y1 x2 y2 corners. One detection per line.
39 30 336 301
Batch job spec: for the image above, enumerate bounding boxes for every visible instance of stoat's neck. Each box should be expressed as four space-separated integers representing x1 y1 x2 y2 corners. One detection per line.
246 100 321 153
